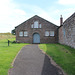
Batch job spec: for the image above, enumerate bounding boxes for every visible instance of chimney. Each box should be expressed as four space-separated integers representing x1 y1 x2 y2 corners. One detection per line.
60 15 63 26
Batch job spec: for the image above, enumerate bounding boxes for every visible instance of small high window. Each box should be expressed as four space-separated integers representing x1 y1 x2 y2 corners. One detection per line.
19 31 23 36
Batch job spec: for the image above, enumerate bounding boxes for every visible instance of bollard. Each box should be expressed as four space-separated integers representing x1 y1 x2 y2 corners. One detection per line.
8 40 10 46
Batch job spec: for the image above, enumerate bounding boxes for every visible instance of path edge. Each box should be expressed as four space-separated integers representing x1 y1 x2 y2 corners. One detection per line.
38 45 67 75
8 44 30 75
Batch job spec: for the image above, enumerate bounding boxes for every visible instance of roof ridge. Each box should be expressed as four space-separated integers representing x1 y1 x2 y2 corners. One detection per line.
15 15 58 28
63 12 75 24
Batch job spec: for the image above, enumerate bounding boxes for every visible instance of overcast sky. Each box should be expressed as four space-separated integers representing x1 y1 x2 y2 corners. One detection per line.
0 0 75 33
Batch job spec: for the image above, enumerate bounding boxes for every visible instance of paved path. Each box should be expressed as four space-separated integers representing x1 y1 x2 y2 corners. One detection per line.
9 45 65 75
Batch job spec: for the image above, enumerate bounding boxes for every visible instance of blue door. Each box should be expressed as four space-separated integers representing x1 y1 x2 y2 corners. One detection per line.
33 33 40 43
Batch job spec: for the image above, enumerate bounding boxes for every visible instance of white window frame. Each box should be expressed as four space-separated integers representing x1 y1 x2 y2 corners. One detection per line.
39 24 41 28
50 31 54 36
19 31 23 37
45 31 49 36
24 31 28 36
34 21 39 28
31 21 42 28
31 24 33 28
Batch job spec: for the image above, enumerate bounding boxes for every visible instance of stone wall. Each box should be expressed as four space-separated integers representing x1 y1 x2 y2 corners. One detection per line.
59 13 75 48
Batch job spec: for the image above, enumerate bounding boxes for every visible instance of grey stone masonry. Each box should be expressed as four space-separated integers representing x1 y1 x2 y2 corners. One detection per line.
59 13 75 48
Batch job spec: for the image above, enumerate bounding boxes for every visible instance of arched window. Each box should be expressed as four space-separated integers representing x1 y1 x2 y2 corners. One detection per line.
31 21 42 28
34 21 39 28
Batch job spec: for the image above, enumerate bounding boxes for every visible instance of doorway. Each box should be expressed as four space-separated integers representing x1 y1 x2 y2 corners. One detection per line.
33 33 40 43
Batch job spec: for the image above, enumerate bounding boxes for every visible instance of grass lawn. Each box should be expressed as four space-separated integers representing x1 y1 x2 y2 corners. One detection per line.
0 34 29 75
39 44 75 75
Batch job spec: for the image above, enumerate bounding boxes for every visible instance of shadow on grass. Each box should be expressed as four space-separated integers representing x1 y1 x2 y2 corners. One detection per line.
41 44 64 75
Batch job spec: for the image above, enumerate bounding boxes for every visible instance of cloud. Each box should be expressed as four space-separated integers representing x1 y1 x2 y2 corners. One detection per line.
58 0 75 5
50 8 75 26
18 4 75 26
0 0 75 33
16 4 56 25
31 6 53 20
14 9 26 15
53 8 75 18
32 6 61 25
0 0 26 33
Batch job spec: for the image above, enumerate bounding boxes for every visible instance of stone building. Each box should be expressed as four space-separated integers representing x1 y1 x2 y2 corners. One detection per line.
15 13 75 48
58 13 75 48
15 15 58 43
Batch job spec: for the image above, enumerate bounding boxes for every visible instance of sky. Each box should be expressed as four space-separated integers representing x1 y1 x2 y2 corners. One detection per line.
0 0 75 33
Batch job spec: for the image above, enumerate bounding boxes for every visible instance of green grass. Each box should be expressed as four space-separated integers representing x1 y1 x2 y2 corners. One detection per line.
0 33 29 75
39 44 75 75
